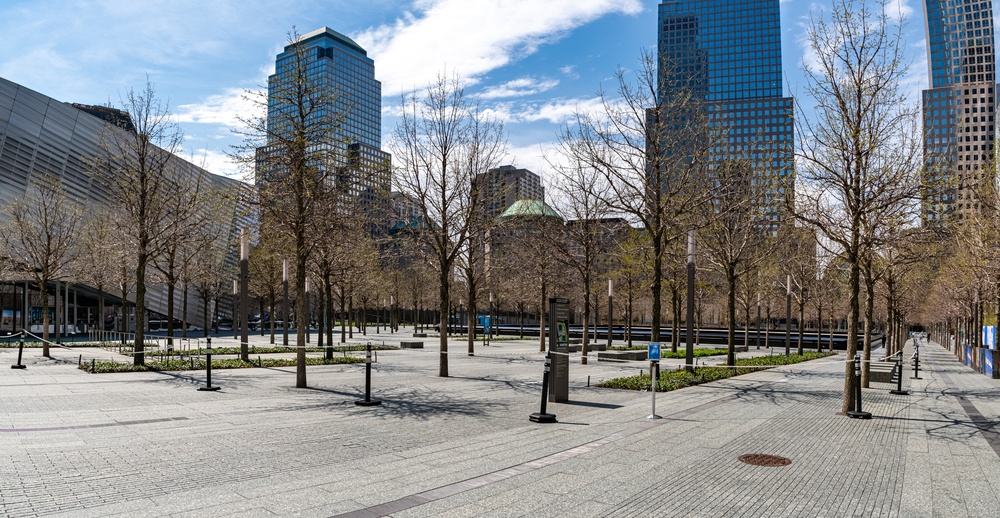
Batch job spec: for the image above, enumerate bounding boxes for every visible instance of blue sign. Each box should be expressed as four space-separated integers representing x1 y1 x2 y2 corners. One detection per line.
983 326 996 350
648 342 661 361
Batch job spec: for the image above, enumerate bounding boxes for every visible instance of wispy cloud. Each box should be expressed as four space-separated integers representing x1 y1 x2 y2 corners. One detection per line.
354 0 643 95
486 96 605 125
476 77 560 99
174 88 263 129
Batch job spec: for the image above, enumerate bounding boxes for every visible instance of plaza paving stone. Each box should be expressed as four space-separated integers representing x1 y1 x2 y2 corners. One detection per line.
1 330 999 517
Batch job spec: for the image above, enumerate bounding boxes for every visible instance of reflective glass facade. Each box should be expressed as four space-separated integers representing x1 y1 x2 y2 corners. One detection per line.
657 0 794 229
922 0 997 224
265 27 391 226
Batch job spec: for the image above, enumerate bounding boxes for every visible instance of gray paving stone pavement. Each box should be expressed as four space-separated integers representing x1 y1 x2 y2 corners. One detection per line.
2 330 1000 517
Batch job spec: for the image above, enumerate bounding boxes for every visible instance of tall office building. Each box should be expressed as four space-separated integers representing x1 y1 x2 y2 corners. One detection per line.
263 27 391 226
922 0 997 225
474 165 545 221
657 0 794 231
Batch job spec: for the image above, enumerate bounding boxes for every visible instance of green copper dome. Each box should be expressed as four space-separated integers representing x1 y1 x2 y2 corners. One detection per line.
498 199 562 221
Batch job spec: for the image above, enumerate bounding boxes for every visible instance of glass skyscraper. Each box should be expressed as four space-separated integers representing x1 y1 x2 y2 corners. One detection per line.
922 0 996 225
264 27 391 226
657 0 794 230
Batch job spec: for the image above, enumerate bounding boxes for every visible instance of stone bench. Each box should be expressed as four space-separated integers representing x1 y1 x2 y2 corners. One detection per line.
868 363 897 383
412 333 427 338
598 350 648 362
400 341 424 349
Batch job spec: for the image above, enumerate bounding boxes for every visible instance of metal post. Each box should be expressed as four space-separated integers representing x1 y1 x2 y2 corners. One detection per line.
847 354 871 419
890 352 909 395
11 332 26 369
198 338 220 391
608 279 613 349
755 293 761 350
785 275 791 356
647 360 662 419
232 280 238 340
282 259 289 346
355 342 382 406
529 354 557 423
305 278 310 344
912 343 921 379
686 231 695 373
240 230 249 361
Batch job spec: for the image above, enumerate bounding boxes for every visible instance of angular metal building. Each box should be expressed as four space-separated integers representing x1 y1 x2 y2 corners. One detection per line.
0 76 247 334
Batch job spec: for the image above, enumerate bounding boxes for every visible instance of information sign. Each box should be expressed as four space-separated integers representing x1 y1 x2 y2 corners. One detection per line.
648 342 661 361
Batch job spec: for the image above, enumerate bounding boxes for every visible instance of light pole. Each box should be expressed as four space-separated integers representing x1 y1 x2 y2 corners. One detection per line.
305 278 310 344
282 258 289 346
756 292 761 350
232 279 238 340
607 279 613 350
785 274 792 356
240 230 249 361
686 231 695 373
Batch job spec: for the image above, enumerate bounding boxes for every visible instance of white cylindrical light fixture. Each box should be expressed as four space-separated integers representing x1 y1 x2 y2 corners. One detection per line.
687 230 695 265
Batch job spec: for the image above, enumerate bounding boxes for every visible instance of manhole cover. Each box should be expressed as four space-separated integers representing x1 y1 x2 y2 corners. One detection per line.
738 454 791 467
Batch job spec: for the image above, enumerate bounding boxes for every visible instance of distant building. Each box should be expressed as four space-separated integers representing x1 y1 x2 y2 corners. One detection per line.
262 27 391 228
657 0 794 232
474 165 545 221
921 0 997 225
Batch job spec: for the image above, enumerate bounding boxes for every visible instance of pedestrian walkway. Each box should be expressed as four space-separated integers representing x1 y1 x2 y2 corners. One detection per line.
1 335 998 517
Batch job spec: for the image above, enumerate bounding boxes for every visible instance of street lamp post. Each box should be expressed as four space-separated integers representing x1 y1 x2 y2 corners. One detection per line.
240 230 249 361
232 279 238 340
607 279 613 350
686 231 695 373
282 258 289 346
305 278 310 344
785 274 792 356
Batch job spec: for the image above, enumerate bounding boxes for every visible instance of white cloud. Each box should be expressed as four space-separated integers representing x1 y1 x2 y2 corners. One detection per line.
183 148 243 180
476 77 560 99
354 0 643 96
174 88 264 129
559 65 580 80
486 96 605 125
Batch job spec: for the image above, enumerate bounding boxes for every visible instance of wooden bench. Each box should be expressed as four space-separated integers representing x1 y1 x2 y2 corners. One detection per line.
400 341 424 349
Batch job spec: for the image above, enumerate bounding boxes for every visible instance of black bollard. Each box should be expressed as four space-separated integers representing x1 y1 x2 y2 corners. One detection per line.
890 353 909 395
912 345 922 380
356 342 381 406
11 334 26 369
529 354 557 423
847 354 872 419
198 338 221 391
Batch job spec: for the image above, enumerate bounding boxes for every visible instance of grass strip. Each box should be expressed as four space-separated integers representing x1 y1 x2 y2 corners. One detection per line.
598 352 834 392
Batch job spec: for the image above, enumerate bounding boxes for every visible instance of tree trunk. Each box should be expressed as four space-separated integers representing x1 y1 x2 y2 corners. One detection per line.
726 268 737 366
438 264 450 377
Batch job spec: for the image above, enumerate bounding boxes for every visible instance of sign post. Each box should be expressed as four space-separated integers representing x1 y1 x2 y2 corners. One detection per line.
548 297 570 403
647 342 662 419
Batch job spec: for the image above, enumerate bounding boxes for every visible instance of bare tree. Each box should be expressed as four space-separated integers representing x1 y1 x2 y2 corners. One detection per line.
791 0 922 413
559 50 713 344
391 73 507 377
549 157 614 364
94 79 191 365
0 174 83 353
698 157 778 365
235 29 356 387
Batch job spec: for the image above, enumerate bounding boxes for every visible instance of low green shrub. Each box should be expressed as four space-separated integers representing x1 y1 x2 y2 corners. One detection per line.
598 352 834 392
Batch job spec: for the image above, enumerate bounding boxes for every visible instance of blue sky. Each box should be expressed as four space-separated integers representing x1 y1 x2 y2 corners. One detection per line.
0 0 962 184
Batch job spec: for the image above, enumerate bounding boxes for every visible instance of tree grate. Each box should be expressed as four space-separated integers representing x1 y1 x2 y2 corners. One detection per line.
738 454 792 467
